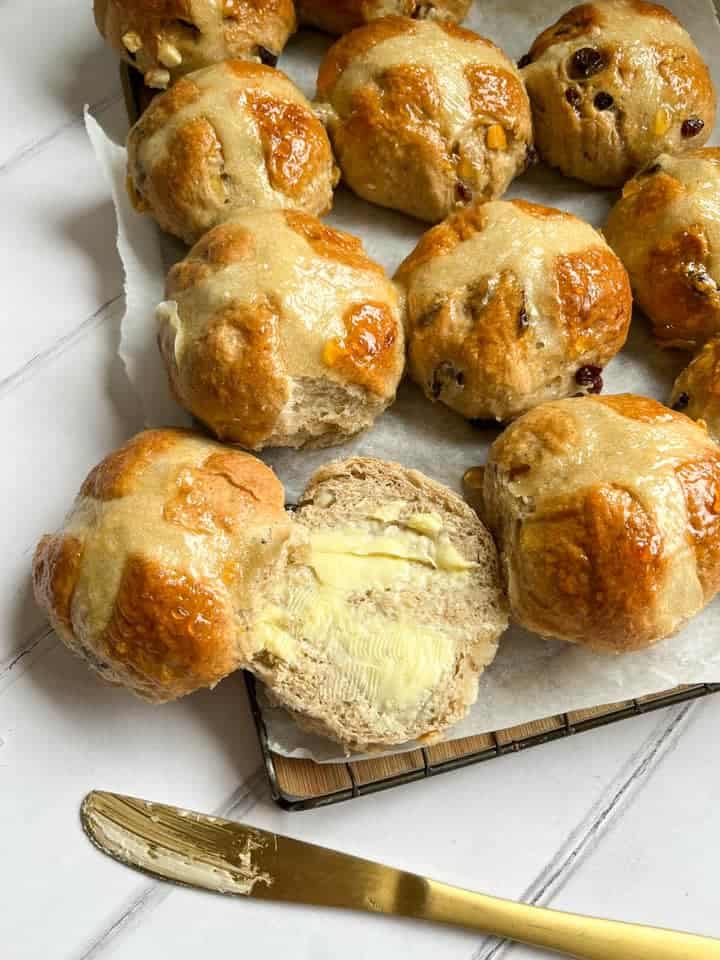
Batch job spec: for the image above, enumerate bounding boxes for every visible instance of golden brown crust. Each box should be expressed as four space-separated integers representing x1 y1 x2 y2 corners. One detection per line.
515 484 665 651
394 205 488 283
322 302 400 395
330 64 453 222
177 300 289 447
317 17 533 222
605 151 720 348
596 393 682 423
464 63 529 128
127 61 337 244
483 394 720 651
694 147 720 163
101 555 237 701
160 210 404 449
670 336 720 441
316 16 412 98
510 199 573 220
618 170 684 214
81 430 183 500
528 2 677 61
297 0 412 36
554 247 633 359
283 210 384 274
297 0 470 36
409 269 530 417
222 0 296 51
523 1 716 187
488 401 581 472
150 116 226 238
129 76 201 141
201 451 285 515
675 455 720 599
246 90 332 199
164 451 285 534
629 1 680 23
643 227 720 347
33 430 291 702
32 535 85 634
528 3 602 61
166 224 257 295
94 0 296 88
397 200 632 421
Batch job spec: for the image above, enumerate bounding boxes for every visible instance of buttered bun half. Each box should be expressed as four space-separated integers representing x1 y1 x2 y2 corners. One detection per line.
251 458 508 751
34 439 507 749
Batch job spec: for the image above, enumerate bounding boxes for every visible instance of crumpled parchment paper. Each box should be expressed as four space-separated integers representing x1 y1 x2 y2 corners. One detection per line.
87 0 720 761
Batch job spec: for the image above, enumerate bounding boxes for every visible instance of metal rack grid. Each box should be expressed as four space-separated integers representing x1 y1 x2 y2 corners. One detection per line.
246 676 720 811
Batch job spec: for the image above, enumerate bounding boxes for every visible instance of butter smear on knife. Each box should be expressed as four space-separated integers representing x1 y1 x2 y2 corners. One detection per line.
81 792 274 896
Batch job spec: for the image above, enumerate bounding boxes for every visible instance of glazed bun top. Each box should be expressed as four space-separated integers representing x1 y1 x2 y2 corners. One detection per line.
32 429 291 702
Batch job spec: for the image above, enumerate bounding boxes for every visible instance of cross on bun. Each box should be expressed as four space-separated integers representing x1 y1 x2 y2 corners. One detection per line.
395 199 632 422
127 61 338 244
250 457 508 751
296 0 471 36
520 0 716 187
482 395 720 653
32 430 292 703
159 210 405 450
94 0 296 90
605 149 720 349
315 16 533 222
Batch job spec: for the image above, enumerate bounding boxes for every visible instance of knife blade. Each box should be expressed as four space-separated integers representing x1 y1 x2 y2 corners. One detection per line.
81 790 720 960
81 789 402 909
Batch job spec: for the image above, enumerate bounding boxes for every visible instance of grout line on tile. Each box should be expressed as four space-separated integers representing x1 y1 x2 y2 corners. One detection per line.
0 294 122 400
0 626 57 696
0 93 122 177
470 701 700 960
75 768 268 959
0 623 53 678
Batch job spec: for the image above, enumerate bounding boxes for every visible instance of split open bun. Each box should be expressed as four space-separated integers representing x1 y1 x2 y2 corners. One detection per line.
33 434 508 750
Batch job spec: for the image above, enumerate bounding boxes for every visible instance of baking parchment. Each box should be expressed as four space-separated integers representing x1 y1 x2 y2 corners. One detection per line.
87 0 720 762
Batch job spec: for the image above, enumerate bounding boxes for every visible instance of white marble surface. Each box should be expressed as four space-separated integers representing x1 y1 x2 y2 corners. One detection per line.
2 3 720 958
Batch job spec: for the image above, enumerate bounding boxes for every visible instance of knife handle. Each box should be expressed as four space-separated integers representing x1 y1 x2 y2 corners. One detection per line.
421 880 720 959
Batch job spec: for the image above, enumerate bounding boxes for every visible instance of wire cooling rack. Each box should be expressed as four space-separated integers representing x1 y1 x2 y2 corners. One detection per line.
245 676 720 811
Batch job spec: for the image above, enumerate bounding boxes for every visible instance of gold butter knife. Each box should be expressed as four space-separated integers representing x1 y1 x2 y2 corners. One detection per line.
82 791 718 960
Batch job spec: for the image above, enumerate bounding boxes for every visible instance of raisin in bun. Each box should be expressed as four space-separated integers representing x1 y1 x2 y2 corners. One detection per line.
315 17 533 222
395 200 632 422
32 430 292 703
605 150 720 349
296 0 471 35
93 0 296 89
520 1 716 187
158 210 405 450
482 395 720 653
670 337 720 442
251 458 508 751
127 61 338 244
